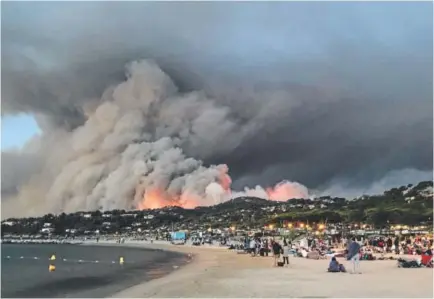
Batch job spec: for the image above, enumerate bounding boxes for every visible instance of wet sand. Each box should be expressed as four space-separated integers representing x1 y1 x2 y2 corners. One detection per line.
105 242 433 298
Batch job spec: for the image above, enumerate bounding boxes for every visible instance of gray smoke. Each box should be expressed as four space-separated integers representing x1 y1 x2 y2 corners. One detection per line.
2 2 433 217
2 60 252 216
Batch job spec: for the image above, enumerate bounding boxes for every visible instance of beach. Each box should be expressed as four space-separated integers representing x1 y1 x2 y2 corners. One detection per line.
103 241 434 298
3 240 432 298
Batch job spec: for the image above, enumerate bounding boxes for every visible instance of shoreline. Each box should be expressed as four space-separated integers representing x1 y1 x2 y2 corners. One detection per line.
82 241 225 297
107 242 237 298
1 242 188 298
92 241 434 298
82 241 237 298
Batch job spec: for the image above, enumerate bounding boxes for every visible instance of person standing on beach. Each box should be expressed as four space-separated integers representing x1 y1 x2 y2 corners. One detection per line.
282 240 290 266
394 236 400 254
387 237 393 253
272 240 282 267
250 238 256 256
347 237 361 274
342 237 347 249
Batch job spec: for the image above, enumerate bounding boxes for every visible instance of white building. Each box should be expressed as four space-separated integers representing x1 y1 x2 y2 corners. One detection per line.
2 221 15 226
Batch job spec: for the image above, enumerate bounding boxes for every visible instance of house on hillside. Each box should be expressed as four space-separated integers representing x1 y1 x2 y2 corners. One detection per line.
2 221 15 226
40 227 54 234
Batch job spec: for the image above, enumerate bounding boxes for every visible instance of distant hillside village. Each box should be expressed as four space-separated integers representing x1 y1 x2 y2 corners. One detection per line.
2 181 433 240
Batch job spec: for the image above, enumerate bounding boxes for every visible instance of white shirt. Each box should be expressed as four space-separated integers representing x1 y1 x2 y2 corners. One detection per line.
283 245 290 257
250 240 256 249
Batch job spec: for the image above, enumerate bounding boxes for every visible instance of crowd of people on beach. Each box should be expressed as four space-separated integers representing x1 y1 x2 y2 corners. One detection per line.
363 235 433 255
225 234 434 273
242 237 293 267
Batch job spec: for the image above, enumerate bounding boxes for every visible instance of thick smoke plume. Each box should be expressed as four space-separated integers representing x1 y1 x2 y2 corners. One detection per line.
2 2 432 217
2 60 309 217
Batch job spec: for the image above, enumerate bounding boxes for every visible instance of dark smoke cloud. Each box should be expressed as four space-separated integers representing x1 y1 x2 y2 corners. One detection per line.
1 1 433 214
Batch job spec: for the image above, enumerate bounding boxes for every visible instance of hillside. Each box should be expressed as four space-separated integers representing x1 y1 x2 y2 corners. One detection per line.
2 181 433 236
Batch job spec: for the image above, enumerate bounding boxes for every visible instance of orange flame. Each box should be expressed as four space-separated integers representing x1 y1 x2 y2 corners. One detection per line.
137 166 307 210
138 187 204 210
138 189 173 210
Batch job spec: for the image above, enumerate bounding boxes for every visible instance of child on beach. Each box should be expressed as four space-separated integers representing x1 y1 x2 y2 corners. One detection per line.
282 240 290 266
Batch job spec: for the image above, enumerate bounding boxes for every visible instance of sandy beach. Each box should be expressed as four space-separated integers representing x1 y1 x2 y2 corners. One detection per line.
99 242 433 298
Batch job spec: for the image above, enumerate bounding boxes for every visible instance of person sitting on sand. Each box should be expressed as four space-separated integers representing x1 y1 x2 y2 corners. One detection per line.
328 257 343 272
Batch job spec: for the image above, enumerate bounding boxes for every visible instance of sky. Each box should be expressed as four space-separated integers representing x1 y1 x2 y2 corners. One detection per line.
1 1 432 216
1 114 40 150
2 1 432 150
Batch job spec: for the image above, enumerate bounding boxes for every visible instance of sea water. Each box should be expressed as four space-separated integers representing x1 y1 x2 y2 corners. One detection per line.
1 244 187 298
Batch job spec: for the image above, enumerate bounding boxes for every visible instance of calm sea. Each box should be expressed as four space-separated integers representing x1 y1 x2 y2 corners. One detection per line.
1 244 187 298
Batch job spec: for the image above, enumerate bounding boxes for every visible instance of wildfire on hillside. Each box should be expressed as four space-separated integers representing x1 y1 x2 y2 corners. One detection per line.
137 165 308 210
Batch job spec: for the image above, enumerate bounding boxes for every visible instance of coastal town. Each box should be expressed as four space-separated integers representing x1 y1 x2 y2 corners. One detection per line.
2 181 433 250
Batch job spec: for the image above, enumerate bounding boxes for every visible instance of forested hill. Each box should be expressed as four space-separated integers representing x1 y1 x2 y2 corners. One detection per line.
2 181 433 235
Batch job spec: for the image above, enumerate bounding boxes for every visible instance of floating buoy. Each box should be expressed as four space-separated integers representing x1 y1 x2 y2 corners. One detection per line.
48 264 56 272
119 257 124 265
50 254 56 261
